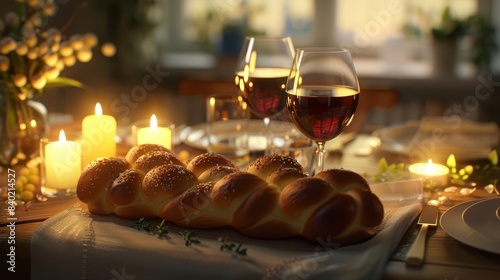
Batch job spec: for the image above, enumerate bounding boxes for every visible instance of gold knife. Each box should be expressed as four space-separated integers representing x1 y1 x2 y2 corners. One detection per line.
405 204 439 266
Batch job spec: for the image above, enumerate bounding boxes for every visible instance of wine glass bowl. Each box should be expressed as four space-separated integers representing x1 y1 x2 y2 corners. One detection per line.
234 36 295 155
285 48 360 172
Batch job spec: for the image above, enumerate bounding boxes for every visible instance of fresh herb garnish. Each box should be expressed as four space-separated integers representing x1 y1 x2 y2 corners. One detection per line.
217 236 247 256
181 230 201 247
131 217 152 232
131 221 251 255
152 219 169 238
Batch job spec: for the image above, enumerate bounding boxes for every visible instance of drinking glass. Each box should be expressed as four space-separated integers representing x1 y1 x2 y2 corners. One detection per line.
234 36 295 155
206 95 250 166
285 48 360 172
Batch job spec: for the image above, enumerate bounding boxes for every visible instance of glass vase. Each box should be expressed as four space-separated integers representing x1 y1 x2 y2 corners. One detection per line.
0 86 47 167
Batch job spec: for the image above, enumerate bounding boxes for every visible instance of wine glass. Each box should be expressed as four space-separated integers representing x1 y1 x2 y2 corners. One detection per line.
234 36 295 155
285 48 360 172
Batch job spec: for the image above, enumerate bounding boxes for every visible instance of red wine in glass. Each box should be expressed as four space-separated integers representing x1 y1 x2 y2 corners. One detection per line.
286 86 359 142
235 68 289 119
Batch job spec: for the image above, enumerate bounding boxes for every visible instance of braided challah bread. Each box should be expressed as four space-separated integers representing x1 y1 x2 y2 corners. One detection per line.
77 144 384 245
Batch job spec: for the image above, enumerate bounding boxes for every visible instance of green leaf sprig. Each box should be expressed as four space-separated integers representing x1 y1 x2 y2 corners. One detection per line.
131 219 251 253
472 150 499 185
181 230 201 247
131 217 152 232
446 154 474 185
131 218 169 239
367 158 407 183
152 219 169 238
217 236 247 256
447 150 499 186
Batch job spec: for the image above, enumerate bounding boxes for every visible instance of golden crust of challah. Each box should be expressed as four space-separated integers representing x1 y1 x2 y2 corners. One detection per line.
77 144 384 245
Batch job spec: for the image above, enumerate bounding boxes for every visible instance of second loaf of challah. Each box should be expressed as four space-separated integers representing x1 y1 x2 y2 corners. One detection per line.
77 144 384 245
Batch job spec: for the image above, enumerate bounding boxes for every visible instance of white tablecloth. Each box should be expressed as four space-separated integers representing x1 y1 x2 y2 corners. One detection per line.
31 180 423 280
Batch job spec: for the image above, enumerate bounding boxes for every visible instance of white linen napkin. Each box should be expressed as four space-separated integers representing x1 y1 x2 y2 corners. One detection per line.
409 116 499 161
31 180 423 280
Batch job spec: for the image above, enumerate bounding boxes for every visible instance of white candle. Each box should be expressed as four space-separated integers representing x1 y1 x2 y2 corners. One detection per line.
137 114 172 149
82 103 116 167
409 159 449 186
45 130 81 190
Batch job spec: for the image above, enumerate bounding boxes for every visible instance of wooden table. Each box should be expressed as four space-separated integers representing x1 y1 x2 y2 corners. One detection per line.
1 138 500 280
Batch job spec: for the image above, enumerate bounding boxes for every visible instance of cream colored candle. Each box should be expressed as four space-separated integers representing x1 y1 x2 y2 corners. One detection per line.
137 114 172 149
45 130 81 190
82 103 116 167
409 159 449 186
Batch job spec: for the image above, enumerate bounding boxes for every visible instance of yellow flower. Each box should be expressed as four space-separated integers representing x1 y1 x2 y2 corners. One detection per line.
59 41 73 56
84 33 98 48
49 41 60 52
27 49 38 60
15 43 29 56
101 43 117 57
30 73 47 89
42 3 57 17
13 74 27 87
0 55 10 71
70 35 84 50
42 52 58 67
37 43 49 56
43 28 61 42
44 66 59 79
76 48 92 63
55 60 65 71
63 55 76 67
26 34 37 48
0 37 17 54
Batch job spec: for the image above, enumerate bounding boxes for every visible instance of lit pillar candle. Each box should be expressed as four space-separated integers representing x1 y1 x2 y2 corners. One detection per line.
45 130 81 190
137 114 172 149
82 103 117 167
409 159 450 186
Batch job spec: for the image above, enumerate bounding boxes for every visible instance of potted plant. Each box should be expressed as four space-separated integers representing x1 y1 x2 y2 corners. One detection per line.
431 6 496 75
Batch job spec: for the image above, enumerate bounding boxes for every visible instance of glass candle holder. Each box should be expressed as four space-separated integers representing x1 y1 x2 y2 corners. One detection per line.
409 159 450 190
40 130 82 197
131 115 175 150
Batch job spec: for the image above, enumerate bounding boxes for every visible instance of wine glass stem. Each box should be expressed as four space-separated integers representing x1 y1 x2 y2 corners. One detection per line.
316 141 326 172
264 117 271 155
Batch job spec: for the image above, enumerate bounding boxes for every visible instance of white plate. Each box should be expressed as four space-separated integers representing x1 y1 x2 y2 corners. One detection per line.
371 122 490 160
440 199 500 255
180 120 268 151
371 121 418 155
462 198 500 243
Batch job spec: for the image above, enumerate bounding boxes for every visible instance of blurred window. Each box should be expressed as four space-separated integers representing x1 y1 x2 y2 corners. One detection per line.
168 0 479 56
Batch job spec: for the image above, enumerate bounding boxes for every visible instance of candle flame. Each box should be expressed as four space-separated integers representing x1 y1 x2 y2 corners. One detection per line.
95 103 103 116
150 114 158 129
426 159 434 174
58 130 67 142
